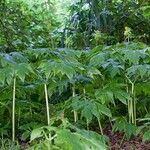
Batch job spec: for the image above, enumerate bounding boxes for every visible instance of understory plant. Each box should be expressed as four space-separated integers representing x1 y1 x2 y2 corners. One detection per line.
0 42 150 148
28 118 108 150
0 52 33 141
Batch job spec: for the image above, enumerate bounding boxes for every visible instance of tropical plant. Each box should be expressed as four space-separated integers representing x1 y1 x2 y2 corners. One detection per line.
0 0 150 149
28 119 108 150
0 52 33 141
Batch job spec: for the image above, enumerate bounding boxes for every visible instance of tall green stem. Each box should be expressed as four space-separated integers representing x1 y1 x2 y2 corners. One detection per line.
131 83 136 125
86 119 89 130
130 99 134 124
126 76 136 125
98 118 103 135
44 84 50 125
133 98 136 125
83 88 89 130
72 85 78 122
12 77 16 142
126 82 131 123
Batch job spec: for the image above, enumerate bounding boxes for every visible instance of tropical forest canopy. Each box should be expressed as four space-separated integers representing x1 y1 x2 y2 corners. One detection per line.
0 0 150 149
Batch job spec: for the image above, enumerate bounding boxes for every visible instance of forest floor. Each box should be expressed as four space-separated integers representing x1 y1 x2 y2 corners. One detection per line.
103 126 150 150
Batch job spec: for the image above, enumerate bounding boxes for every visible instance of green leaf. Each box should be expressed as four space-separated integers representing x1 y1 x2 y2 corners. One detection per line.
127 64 150 78
30 128 43 141
141 6 150 17
87 67 102 78
143 131 150 141
113 118 138 140
81 103 93 122
123 50 146 64
59 63 76 80
21 130 30 141
114 90 129 105
135 82 150 95
96 102 112 117
95 89 114 104
0 69 5 85
16 63 33 82
56 129 107 150
125 123 138 140
89 52 108 66
6 69 14 85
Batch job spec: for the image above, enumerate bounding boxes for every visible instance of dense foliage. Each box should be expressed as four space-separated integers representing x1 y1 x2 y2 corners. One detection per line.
0 0 59 52
0 0 150 149
64 0 150 49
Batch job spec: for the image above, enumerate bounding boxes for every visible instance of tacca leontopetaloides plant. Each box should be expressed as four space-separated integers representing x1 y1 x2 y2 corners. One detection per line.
25 48 58 129
87 42 150 126
54 49 86 123
28 119 108 150
66 53 112 133
120 43 149 125
107 42 149 124
126 64 150 125
38 56 78 126
0 42 150 145
58 49 85 123
29 48 81 127
0 52 33 142
35 42 150 143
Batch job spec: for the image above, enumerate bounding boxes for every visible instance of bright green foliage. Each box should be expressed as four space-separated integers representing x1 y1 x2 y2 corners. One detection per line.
39 60 76 80
113 118 140 140
0 52 33 84
70 96 111 123
95 82 131 105
0 41 150 148
29 120 108 150
0 0 58 51
0 0 150 147
64 0 150 49
143 131 150 142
